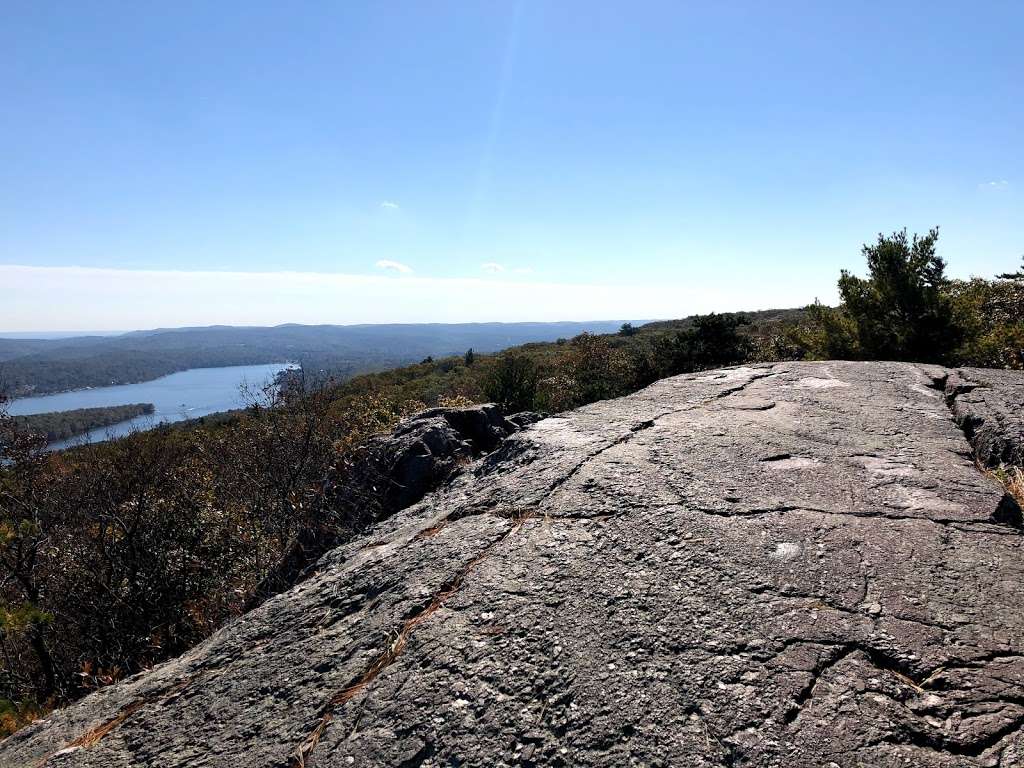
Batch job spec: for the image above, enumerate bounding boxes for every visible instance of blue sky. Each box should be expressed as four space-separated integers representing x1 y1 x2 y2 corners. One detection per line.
1 1 1021 330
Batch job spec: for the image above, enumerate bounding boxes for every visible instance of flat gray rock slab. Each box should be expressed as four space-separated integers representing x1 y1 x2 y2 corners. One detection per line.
3 362 1023 767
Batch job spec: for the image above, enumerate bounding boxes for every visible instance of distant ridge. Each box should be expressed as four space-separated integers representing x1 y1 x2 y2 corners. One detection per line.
0 320 639 397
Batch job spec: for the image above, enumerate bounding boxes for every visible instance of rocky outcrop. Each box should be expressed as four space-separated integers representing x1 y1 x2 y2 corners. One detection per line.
248 404 528 605
931 367 1024 470
3 362 1024 767
357 403 524 511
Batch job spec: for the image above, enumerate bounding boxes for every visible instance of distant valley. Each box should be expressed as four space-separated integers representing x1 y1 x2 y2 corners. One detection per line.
0 320 630 397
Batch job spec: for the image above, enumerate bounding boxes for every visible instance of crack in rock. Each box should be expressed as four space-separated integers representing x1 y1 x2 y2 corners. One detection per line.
287 510 537 767
920 367 1024 529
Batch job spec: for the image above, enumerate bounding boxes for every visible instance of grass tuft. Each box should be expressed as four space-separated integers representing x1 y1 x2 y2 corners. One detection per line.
989 464 1024 508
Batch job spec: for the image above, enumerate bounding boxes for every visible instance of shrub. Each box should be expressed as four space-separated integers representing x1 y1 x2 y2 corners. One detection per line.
482 354 540 412
655 313 751 376
534 334 639 411
0 383 412 719
788 301 859 360
535 374 580 413
801 234 1024 367
566 334 636 404
948 277 1024 369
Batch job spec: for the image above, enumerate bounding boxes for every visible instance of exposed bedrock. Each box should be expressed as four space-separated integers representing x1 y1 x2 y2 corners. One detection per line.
3 362 1024 767
931 367 1024 471
245 403 531 608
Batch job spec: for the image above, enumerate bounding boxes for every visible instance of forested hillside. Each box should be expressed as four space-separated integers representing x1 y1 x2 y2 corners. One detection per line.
0 321 628 396
14 404 154 442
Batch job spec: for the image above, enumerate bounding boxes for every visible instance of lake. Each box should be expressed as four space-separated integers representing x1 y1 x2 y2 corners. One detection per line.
7 363 293 449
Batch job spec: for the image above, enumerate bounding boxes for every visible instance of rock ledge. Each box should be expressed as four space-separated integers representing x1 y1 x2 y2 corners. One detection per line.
3 362 1023 768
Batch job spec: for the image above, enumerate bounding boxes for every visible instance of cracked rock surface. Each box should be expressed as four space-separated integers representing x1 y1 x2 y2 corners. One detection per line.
3 361 1023 768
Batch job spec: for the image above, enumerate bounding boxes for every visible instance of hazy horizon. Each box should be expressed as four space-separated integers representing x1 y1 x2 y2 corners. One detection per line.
1 262 825 333
0 318 656 339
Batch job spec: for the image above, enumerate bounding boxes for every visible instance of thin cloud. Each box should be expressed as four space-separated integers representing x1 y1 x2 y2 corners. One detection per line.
979 180 1009 189
481 262 506 274
512 267 534 275
379 201 400 209
375 259 413 274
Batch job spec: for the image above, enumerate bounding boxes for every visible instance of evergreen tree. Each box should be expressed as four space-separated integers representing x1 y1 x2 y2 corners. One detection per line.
837 228 959 362
998 256 1024 280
